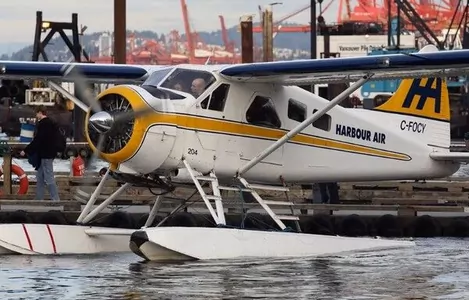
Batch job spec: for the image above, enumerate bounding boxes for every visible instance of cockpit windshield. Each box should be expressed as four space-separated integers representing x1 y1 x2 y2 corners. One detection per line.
142 67 174 87
160 68 216 98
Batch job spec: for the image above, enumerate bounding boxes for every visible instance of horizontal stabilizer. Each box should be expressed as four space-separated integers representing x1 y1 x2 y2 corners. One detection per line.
429 152 469 162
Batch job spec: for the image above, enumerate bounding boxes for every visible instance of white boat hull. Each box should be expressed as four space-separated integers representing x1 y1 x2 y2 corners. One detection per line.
0 224 135 255
130 227 415 261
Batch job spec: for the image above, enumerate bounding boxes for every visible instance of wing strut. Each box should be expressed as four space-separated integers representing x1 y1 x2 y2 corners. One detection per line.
48 81 90 112
236 74 373 176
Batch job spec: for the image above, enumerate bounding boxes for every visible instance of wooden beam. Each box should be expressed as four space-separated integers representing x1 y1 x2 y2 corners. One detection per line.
113 0 126 64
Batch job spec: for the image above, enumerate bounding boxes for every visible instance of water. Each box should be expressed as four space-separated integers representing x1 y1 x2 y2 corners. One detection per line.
1 238 469 299
454 163 469 178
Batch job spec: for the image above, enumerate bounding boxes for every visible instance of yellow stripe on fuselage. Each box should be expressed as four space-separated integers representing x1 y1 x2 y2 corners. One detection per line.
180 114 410 161
90 86 411 165
130 113 411 163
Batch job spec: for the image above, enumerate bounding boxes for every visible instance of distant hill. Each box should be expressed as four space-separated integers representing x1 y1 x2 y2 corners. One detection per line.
0 43 29 57
3 23 312 61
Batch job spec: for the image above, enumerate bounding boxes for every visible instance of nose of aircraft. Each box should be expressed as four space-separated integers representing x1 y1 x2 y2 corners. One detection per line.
85 85 164 167
85 85 179 174
89 111 114 134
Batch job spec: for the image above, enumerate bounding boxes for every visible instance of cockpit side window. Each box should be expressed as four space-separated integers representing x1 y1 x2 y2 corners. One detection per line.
246 96 281 128
141 68 173 87
140 85 186 100
200 83 230 112
160 68 216 98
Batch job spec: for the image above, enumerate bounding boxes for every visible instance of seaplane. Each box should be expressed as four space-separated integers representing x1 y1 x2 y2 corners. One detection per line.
0 44 468 261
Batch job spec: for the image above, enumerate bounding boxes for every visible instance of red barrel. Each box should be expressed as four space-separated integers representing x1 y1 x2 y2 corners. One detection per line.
72 156 85 177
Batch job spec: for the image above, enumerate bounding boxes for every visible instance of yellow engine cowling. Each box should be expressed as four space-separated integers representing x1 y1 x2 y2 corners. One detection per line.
85 85 179 174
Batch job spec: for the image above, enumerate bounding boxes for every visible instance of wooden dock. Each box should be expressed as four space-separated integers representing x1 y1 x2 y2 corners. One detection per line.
1 176 469 217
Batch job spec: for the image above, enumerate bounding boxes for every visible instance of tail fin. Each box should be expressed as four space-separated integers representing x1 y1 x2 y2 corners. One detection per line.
373 45 450 148
373 75 450 122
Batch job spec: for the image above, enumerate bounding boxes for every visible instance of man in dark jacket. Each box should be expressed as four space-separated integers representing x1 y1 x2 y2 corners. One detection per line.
20 105 60 201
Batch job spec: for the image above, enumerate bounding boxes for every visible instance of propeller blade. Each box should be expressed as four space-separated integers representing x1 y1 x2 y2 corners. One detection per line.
73 133 110 209
112 105 156 125
48 81 90 112
61 63 102 113
91 133 107 161
82 133 107 183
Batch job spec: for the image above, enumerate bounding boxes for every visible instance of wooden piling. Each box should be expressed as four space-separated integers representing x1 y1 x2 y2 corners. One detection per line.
240 15 254 63
262 7 273 62
113 0 126 64
2 152 12 195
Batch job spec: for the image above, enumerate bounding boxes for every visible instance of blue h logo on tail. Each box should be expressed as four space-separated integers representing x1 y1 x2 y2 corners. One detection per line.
401 78 441 113
373 76 449 121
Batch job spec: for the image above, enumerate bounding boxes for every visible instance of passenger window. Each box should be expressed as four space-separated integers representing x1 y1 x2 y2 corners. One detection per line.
199 84 229 111
246 96 281 128
312 109 331 131
288 99 306 122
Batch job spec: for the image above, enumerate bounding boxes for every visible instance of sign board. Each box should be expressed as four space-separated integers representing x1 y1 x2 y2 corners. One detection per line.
316 34 416 58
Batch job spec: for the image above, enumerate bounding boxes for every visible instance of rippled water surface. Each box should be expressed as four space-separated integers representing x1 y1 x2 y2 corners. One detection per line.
1 238 469 299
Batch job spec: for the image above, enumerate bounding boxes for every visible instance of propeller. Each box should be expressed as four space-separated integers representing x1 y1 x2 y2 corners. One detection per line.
57 63 155 178
59 63 159 139
87 104 160 135
59 60 180 174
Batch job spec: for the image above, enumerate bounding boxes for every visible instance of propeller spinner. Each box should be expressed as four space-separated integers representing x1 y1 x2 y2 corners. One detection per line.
89 111 114 134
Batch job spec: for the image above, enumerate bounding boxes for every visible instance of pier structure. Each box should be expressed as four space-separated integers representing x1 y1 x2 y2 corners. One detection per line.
1 174 469 237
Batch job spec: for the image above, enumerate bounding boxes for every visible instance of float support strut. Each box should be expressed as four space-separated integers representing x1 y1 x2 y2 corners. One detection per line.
76 168 110 223
143 195 164 228
81 182 131 224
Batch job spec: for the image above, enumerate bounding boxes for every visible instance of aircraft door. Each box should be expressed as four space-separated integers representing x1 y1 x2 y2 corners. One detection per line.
240 94 284 167
184 83 231 173
190 83 230 151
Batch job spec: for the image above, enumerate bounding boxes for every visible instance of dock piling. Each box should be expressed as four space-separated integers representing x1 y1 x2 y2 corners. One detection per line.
240 15 254 63
0 142 12 195
2 153 12 195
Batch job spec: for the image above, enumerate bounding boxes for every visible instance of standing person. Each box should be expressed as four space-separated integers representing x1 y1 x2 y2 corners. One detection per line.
20 105 60 201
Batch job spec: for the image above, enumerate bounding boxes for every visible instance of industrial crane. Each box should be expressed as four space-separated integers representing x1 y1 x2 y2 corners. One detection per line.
251 0 334 33
219 15 235 53
340 0 464 33
180 0 239 64
92 1 240 65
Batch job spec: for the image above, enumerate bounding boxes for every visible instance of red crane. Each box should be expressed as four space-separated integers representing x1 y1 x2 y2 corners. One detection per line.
219 15 235 52
339 0 465 33
180 0 240 64
180 0 198 63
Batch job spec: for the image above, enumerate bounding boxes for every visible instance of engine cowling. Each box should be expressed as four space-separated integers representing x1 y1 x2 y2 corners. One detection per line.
85 85 179 174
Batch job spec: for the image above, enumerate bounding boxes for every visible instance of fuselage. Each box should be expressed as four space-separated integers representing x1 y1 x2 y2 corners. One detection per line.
90 65 460 185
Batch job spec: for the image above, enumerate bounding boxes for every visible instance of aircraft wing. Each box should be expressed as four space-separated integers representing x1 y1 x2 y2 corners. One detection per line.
219 49 469 85
0 61 166 83
429 152 469 162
